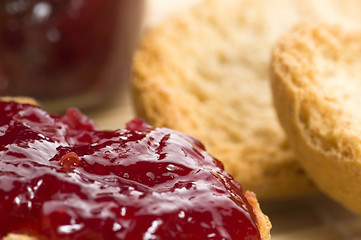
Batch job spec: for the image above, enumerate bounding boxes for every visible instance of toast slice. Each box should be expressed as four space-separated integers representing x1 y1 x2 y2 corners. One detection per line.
271 23 361 215
132 0 361 199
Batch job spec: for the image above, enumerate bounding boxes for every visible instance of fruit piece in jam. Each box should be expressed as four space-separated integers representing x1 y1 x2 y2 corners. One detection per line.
0 101 264 240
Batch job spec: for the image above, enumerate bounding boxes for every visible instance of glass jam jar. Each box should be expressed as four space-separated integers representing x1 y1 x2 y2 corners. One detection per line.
0 0 143 112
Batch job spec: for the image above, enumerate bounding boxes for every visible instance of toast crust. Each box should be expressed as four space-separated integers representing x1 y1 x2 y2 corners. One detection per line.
271 22 361 215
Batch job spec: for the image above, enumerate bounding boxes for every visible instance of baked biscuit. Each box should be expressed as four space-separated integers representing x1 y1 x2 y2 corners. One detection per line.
132 0 361 199
271 23 361 215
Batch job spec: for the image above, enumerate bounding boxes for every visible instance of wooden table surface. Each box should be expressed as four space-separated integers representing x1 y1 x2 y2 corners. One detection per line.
88 1 361 239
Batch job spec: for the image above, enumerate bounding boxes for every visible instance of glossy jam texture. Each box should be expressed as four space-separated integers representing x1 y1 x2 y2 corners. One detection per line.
0 102 261 240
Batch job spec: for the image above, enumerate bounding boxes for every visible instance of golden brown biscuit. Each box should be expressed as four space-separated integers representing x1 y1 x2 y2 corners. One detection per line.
271 23 361 215
245 191 272 240
132 0 361 199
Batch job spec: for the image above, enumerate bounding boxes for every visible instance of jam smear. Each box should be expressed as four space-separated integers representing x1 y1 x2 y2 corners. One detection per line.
0 101 261 240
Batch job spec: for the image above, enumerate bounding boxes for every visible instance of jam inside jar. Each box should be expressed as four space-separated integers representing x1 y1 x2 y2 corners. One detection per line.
0 0 144 111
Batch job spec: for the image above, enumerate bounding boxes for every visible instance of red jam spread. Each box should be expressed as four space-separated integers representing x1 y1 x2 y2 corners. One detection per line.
0 101 261 240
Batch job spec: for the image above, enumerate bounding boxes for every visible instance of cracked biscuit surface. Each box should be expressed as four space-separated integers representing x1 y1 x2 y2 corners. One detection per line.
132 0 361 199
271 23 361 215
